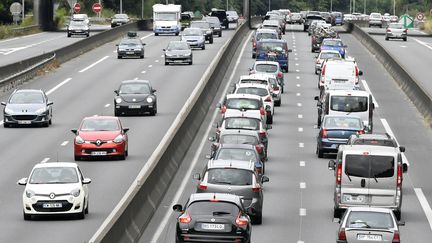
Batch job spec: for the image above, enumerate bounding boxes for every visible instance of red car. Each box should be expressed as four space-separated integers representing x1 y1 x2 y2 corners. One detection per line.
71 116 129 160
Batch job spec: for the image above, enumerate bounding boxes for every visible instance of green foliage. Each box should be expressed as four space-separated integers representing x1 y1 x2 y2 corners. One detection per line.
54 7 68 28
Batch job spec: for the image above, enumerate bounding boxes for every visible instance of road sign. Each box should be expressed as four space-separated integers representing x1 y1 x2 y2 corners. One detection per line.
73 3 81 13
399 14 414 29
9 2 22 15
416 12 425 21
92 3 102 13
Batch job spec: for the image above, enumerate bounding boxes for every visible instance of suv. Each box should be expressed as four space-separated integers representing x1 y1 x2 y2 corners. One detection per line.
345 133 405 152
190 21 213 44
210 9 229 29
369 12 383 28
194 159 269 224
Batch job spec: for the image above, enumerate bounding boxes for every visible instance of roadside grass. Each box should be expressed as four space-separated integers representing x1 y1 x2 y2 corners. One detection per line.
424 17 432 34
0 15 40 40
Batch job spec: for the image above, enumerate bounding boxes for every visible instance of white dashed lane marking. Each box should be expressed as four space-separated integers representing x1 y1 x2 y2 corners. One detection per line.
40 158 50 163
60 141 69 146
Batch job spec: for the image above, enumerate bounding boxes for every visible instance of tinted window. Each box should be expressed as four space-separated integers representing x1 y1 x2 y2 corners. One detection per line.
347 211 394 229
190 22 210 29
330 96 368 112
154 13 176 21
215 148 258 162
10 92 44 104
320 52 341 59
114 14 128 19
323 117 362 129
120 39 142 45
389 23 403 29
188 201 239 216
226 98 260 110
80 119 120 131
224 117 260 130
30 167 78 184
236 87 268 97
256 32 278 41
345 155 395 178
257 42 287 53
183 28 202 36
207 168 253 186
119 83 150 94
240 79 268 85
220 134 258 145
255 64 278 73
168 41 189 50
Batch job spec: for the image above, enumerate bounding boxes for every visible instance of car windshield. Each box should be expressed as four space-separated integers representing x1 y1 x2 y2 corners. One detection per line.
9 92 44 104
347 211 394 229
188 201 239 216
191 22 209 29
331 96 368 112
154 13 176 21
352 139 397 147
256 32 278 41
215 148 258 162
345 155 395 178
226 98 260 110
183 28 202 36
236 87 268 97
120 39 141 45
255 64 278 73
240 79 268 85
207 168 253 186
168 41 189 50
205 18 220 26
224 117 260 130
320 52 341 59
119 83 150 94
29 167 79 184
80 119 120 131
322 40 343 47
220 134 259 145
323 117 362 129
370 13 381 18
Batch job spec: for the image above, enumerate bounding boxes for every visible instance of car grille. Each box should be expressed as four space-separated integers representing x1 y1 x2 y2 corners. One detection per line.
12 115 37 120
83 148 116 154
33 200 73 212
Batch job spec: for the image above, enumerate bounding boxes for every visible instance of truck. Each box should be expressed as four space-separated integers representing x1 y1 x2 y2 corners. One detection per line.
152 4 181 36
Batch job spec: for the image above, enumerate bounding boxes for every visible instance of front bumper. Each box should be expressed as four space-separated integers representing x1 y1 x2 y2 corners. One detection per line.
115 102 155 114
165 55 192 63
154 27 180 34
118 50 143 57
4 113 49 125
386 32 407 38
68 30 89 35
74 141 126 158
23 194 85 215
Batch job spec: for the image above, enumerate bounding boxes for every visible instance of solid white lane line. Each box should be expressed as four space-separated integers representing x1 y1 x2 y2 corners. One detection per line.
140 33 154 40
299 143 304 148
298 114 303 119
141 70 147 74
46 78 72 95
296 93 301 96
61 141 69 146
299 161 305 167
300 182 306 189
40 158 50 163
149 31 254 243
299 208 307 216
361 80 379 108
414 188 432 231
148 65 153 68
105 104 110 108
380 118 409 166
413 38 432 51
298 127 303 132
78 56 109 73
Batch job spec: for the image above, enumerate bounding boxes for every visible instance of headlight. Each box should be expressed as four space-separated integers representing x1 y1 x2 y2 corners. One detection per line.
115 97 122 103
35 107 47 114
113 134 124 143
25 190 35 198
4 107 13 114
146 97 153 103
134 48 142 51
165 53 173 57
71 188 81 197
185 52 192 56
75 136 85 144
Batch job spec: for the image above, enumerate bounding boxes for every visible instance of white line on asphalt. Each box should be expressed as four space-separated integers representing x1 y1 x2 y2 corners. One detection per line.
400 45 407 48
149 31 254 243
160 55 164 58
61 141 69 146
46 78 72 95
78 56 109 73
300 182 306 189
295 57 299 61
413 38 432 51
295 53 298 56
296 76 300 79
380 118 409 166
299 208 307 216
293 45 297 48
414 188 432 231
140 33 154 40
296 84 301 87
295 63 299 66
298 114 303 119
155 60 159 63
296 69 300 72
296 93 301 96
105 104 110 108
298 127 303 132
297 103 302 107
361 80 379 108
299 161 305 167
148 65 153 68
40 158 50 163
299 143 304 148
141 70 147 74
294 49 297 52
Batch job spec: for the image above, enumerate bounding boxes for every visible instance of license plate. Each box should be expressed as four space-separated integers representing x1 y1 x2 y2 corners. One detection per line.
18 121 31 124
42 203 62 208
201 223 224 230
333 79 347 83
344 194 365 203
126 51 134 54
91 151 107 156
128 105 141 109
357 234 382 241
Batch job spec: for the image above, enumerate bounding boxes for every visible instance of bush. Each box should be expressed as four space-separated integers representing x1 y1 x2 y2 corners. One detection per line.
54 8 68 28
425 17 432 34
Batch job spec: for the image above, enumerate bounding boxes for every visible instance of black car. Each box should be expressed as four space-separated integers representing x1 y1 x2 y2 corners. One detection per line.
204 16 222 37
67 20 90 37
190 21 213 44
114 80 157 116
116 38 145 59
210 9 229 29
173 193 252 243
2 89 53 127
164 41 193 65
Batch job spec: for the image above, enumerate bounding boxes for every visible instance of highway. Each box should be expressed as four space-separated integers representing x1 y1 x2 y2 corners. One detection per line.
0 28 237 243
139 24 432 243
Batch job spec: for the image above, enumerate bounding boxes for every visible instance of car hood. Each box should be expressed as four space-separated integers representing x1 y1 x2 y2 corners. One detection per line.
119 93 151 103
26 183 81 195
78 131 121 141
166 50 191 55
5 103 46 114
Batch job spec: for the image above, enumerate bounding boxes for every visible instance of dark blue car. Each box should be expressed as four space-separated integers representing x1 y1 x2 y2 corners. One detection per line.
320 38 346 58
255 39 292 72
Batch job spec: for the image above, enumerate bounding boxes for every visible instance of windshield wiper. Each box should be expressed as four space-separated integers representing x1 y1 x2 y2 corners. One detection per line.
372 174 378 183
346 173 352 182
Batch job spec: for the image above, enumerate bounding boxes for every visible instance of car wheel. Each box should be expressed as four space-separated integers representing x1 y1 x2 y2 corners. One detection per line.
189 60 193 65
43 121 49 127
219 32 222 37
85 200 89 214
252 53 256 58
275 100 281 107
118 56 122 59
175 238 185 243
210 37 213 44
74 155 81 161
317 145 324 158
23 211 31 220
114 109 121 117
67 33 71 37
3 123 9 128
202 45 205 50
155 33 159 36
333 208 343 218
140 55 144 59
252 212 262 225
150 108 156 116
86 33 89 37
165 60 169 65
385 37 389 41
315 69 318 75
77 200 85 219
267 115 273 124
118 153 126 160
394 210 401 220
403 37 407 42
281 86 284 93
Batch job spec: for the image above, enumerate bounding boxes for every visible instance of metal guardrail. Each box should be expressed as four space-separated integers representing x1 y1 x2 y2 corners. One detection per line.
346 23 432 127
11 24 41 35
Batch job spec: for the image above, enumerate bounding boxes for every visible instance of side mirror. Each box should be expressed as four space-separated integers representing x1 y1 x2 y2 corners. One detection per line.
372 103 375 110
123 128 130 133
47 101 53 106
82 178 92 184
402 163 408 173
143 43 146 46
261 175 269 183
114 90 119 95
398 221 406 226
172 204 183 212
358 70 363 76
265 105 271 111
208 136 216 142
344 45 348 48
152 88 157 93
193 173 201 180
162 48 166 52
328 160 336 170
288 49 292 52
399 146 406 153
116 44 119 46
205 154 212 159
212 123 219 128
314 55 318 58
1 102 6 106
17 178 27 185
71 129 78 135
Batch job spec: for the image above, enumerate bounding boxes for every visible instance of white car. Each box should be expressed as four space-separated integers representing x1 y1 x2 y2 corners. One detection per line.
218 93 269 124
18 162 91 220
236 73 281 106
314 50 341 74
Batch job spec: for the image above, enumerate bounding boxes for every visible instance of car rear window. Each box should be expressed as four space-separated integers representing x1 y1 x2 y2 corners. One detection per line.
256 32 278 41
220 134 259 145
255 64 278 73
80 119 120 131
226 98 260 110
236 87 268 97
347 211 394 229
190 22 210 29
352 139 397 147
207 168 253 186
389 23 403 29
320 52 341 59
119 83 150 94
330 95 368 112
257 41 287 53
188 201 239 216
370 13 381 18
240 79 268 85
215 148 258 162
323 117 362 129
345 155 395 178
224 117 260 130
322 39 343 47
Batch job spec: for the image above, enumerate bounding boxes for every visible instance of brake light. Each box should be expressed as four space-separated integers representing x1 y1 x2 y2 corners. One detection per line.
336 163 342 186
355 66 359 76
321 64 326 76
386 28 391 32
392 230 400 243
338 228 347 241
259 131 267 139
273 86 279 91
403 29 407 33
397 164 403 187
255 144 263 154
253 41 256 48
198 183 207 190
264 96 272 102
252 184 262 192
235 213 249 227
221 105 227 114
277 72 283 78
322 128 328 138
357 130 365 135
260 107 265 116
179 212 192 224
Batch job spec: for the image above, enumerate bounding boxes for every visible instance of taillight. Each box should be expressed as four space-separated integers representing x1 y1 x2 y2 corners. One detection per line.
235 213 249 227
316 60 321 64
277 72 283 78
321 64 326 76
221 105 227 114
179 212 192 224
252 183 262 192
355 66 359 76
386 28 391 32
198 183 207 190
403 29 407 33
253 41 256 48
259 131 267 139
357 130 365 135
322 128 328 138
264 96 272 102
336 163 342 186
260 107 265 116
397 164 403 187
273 86 279 91
255 144 263 154
392 230 401 243
338 228 347 241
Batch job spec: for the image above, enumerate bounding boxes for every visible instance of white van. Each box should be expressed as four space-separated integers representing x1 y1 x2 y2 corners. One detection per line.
319 59 363 89
316 89 374 132
328 145 408 219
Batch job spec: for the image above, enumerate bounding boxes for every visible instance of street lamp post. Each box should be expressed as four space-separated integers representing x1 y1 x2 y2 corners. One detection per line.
364 0 366 14
330 0 333 12
393 0 396 15
142 0 144 19
268 0 270 11
120 0 122 14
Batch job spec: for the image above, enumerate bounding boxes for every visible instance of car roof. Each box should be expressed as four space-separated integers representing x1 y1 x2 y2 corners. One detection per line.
236 83 269 89
34 162 78 168
323 115 362 120
341 145 400 154
120 80 150 85
83 115 120 121
14 89 43 94
254 60 280 66
319 50 341 54
226 93 261 100
349 133 394 141
223 110 262 119
347 207 394 214
207 159 255 171
327 89 370 96
219 129 259 137
189 193 242 205
243 73 276 79
219 143 256 150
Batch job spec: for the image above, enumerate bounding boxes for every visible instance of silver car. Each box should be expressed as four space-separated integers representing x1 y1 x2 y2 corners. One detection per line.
336 207 403 243
368 13 383 28
181 27 206 49
385 23 407 41
194 159 269 224
163 41 193 65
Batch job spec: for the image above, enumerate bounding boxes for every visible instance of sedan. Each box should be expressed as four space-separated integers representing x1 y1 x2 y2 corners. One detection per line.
164 40 193 65
173 193 251 243
180 28 205 50
336 207 404 243
190 21 213 44
114 80 157 116
316 115 365 158
111 14 129 27
71 116 129 160
315 50 342 74
385 23 407 41
67 20 90 37
117 38 145 59
18 162 91 220
2 89 53 127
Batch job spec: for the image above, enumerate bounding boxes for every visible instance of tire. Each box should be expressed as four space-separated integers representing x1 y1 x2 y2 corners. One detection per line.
155 33 159 36
118 153 126 160
317 145 324 158
85 200 89 214
385 37 389 41
67 33 71 37
188 60 193 65
210 37 213 44
74 155 81 161
23 211 31 220
403 37 407 42
334 208 343 218
252 212 262 225
315 69 318 75
165 61 169 65
394 210 401 220
175 32 179 36
252 53 256 58
218 32 222 37
3 123 8 128
202 45 205 50
86 33 89 37
118 56 122 59
42 121 49 127
267 114 273 124
49 118 52 125
114 109 121 116
275 100 281 107
150 108 156 116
